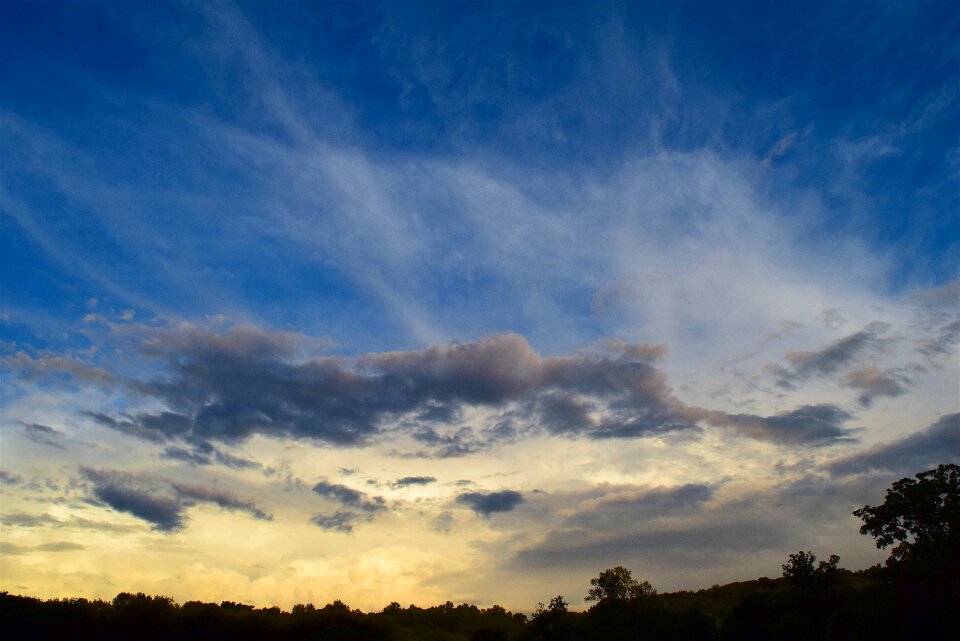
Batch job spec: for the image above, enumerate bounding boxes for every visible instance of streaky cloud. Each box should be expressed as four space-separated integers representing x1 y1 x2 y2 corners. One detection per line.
691 404 857 446
391 476 437 488
172 483 272 521
0 511 139 532
917 319 960 360
81 467 185 532
771 322 888 388
17 422 67 448
80 467 272 531
160 441 261 470
1 541 85 555
828 413 960 476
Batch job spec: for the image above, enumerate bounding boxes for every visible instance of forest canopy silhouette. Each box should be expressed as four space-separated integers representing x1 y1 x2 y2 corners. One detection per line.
3 464 957 641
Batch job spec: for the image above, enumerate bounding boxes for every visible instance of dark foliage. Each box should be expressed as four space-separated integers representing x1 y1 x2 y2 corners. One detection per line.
853 463 959 564
853 463 960 639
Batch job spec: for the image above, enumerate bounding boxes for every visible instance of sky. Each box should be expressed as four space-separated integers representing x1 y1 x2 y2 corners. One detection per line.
1 0 958 613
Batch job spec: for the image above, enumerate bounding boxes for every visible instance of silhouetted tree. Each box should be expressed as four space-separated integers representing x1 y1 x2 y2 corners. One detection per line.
781 551 840 585
529 595 575 640
547 596 567 614
854 464 960 638
853 463 959 565
775 551 845 640
585 566 655 602
291 602 315 615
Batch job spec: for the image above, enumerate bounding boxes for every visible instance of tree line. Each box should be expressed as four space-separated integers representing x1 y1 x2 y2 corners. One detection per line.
2 464 957 641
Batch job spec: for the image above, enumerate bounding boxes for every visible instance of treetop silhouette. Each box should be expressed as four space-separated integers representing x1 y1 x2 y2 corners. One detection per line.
584 566 656 602
853 463 959 564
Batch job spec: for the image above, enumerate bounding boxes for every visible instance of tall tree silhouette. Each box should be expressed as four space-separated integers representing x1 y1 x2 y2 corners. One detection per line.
853 463 959 564
854 463 959 639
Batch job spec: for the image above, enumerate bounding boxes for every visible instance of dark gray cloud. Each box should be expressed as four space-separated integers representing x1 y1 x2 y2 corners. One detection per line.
828 413 960 477
917 319 960 359
160 441 261 470
81 467 185 531
172 483 272 521
310 480 385 532
537 392 595 435
80 467 271 531
406 420 526 458
18 422 67 448
589 411 698 440
456 490 524 516
83 411 171 443
0 470 22 485
34 326 866 451
311 511 362 533
312 480 385 511
843 367 909 407
772 322 887 388
212 450 260 469
161 446 212 465
409 426 489 457
313 480 364 505
701 404 856 446
88 328 694 448
392 476 437 488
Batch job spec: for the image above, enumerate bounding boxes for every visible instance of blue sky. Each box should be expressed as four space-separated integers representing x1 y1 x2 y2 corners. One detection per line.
1 0 958 610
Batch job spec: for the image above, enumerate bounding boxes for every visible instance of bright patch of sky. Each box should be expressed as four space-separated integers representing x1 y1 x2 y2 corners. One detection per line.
1 0 957 611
